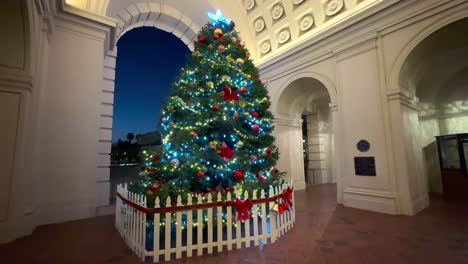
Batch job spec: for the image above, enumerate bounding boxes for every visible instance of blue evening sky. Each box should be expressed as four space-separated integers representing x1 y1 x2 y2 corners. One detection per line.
113 27 190 142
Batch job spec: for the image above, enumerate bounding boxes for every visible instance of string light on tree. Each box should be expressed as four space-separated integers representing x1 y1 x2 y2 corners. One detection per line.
128 9 285 219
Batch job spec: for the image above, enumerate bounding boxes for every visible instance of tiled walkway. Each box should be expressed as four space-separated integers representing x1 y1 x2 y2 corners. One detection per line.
1 184 468 263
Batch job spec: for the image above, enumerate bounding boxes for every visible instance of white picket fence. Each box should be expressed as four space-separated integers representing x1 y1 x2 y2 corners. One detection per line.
115 183 295 263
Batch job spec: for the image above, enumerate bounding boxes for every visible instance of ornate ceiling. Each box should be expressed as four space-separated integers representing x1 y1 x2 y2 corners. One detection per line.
231 0 379 64
64 0 383 65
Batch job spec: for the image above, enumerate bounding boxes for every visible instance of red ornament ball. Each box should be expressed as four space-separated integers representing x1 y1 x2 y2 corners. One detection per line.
266 148 272 155
197 171 205 178
218 45 226 53
213 104 220 111
225 187 231 192
252 111 259 118
198 36 206 43
272 168 280 174
152 154 160 162
240 87 247 93
252 125 260 133
234 170 244 181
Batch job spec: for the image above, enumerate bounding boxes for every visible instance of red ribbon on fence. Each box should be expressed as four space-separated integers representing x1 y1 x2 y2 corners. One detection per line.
234 198 253 221
116 188 293 219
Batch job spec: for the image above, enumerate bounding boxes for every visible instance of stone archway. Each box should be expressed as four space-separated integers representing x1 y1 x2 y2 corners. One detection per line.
95 3 200 210
272 74 340 199
387 15 468 214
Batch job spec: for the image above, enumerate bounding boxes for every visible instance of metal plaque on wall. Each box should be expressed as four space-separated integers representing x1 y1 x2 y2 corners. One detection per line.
357 139 370 152
354 157 376 176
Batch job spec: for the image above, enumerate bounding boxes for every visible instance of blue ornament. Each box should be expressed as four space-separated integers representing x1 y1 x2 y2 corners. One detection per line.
207 10 231 25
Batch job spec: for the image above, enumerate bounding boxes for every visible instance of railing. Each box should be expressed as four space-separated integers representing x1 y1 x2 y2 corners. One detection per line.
115 183 295 262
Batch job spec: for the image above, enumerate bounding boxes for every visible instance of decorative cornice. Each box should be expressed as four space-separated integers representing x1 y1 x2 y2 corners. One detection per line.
329 102 339 112
60 0 117 27
386 89 418 110
274 117 303 127
0 71 33 91
257 0 400 69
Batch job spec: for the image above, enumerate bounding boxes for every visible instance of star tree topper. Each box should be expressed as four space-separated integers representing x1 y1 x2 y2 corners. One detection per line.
207 10 231 25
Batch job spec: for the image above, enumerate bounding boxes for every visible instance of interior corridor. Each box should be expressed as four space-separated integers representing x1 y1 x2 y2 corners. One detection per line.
1 184 467 263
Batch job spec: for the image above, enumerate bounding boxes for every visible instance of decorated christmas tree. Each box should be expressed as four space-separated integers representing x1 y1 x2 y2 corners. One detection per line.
132 11 285 203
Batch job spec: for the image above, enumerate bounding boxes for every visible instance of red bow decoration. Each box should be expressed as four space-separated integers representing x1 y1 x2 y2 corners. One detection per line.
234 198 253 221
218 142 234 161
279 187 293 208
222 87 239 101
278 202 289 214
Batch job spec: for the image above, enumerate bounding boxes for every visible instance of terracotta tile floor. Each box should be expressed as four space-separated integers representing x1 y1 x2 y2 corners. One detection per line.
1 184 468 263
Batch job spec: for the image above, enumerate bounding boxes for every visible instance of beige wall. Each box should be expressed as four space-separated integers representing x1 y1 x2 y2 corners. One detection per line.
34 18 106 224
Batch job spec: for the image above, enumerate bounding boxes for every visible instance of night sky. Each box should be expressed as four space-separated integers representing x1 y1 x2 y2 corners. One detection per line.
113 27 190 142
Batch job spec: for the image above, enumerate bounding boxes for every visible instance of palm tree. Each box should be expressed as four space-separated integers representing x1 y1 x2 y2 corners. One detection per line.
126 132 135 143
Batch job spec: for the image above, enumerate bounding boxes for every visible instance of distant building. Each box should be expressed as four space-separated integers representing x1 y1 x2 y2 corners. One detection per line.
136 131 161 146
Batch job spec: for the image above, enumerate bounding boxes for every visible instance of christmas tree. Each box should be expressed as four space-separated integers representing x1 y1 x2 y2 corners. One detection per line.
132 11 284 203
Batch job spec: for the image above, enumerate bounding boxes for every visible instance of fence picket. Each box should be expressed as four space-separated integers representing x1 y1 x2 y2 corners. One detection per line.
235 200 241 250
207 193 213 254
244 190 251 248
176 195 182 259
197 195 203 256
216 192 223 252
226 192 233 251
186 194 193 257
260 189 267 245
153 197 161 263
252 190 259 246
268 188 277 243
142 195 147 261
130 192 136 251
164 197 172 261
126 186 130 244
136 194 141 259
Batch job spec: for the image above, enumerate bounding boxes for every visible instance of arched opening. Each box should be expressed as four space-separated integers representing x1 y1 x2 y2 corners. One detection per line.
399 17 468 203
109 27 190 204
274 77 336 192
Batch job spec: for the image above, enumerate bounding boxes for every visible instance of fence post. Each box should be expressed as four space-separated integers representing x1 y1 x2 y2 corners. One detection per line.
216 192 223 253
196 195 203 256
187 194 193 257
164 197 172 262
176 195 182 259
226 191 233 251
